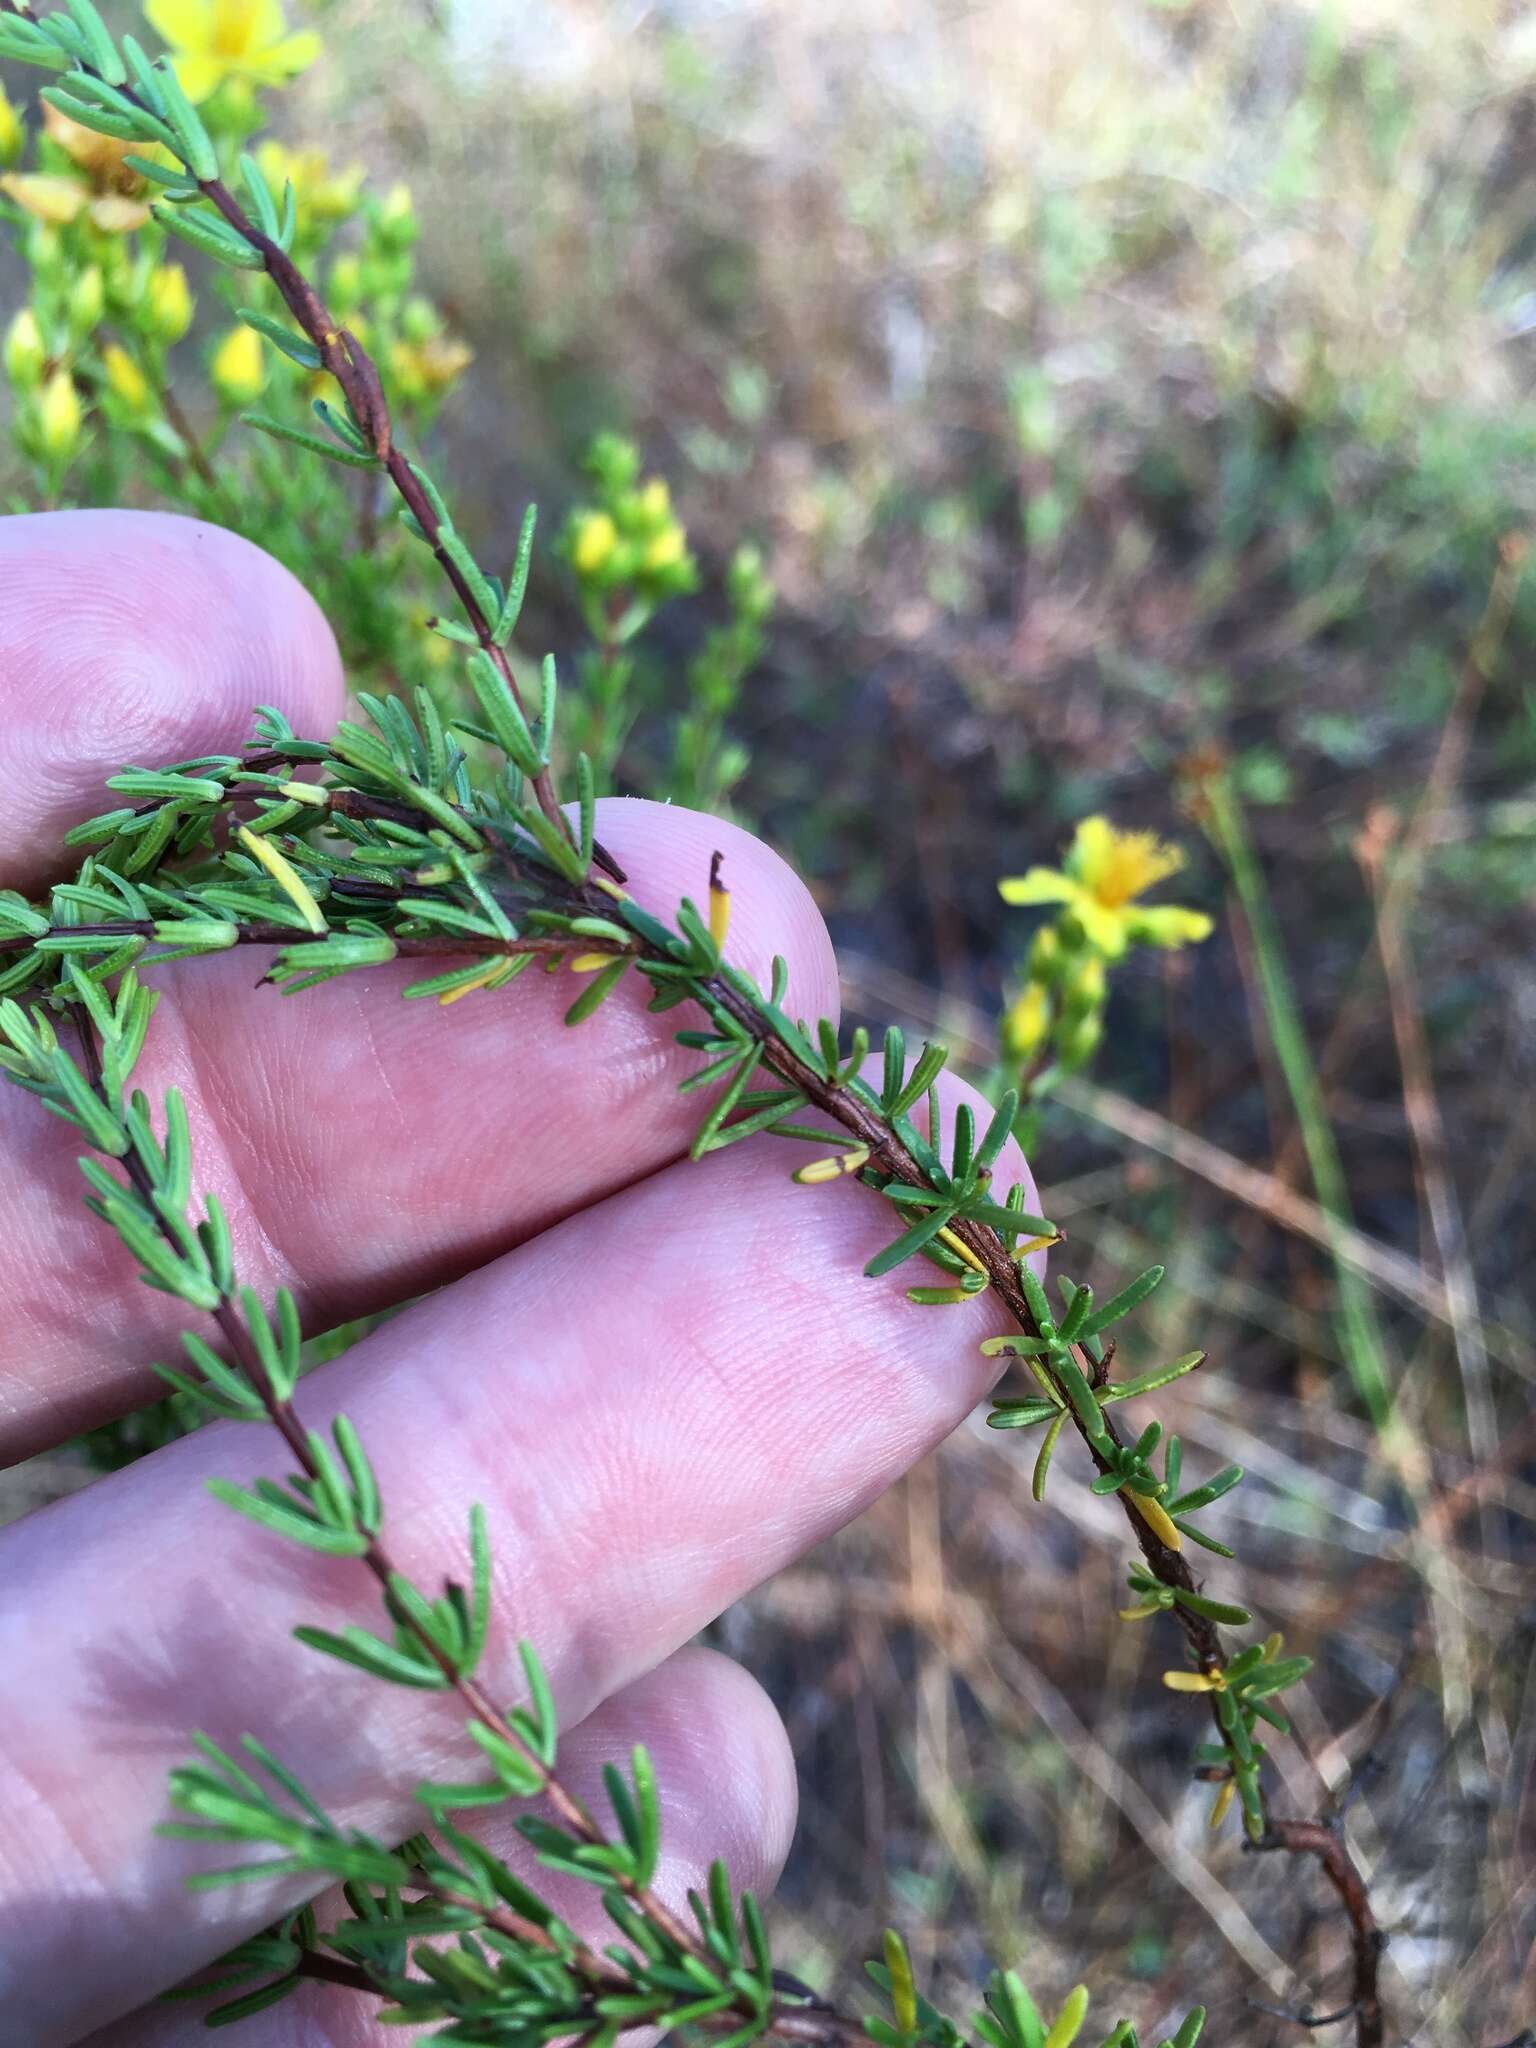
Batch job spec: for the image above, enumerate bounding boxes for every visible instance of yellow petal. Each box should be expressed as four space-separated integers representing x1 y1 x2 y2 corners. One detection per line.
170 50 227 102
145 0 213 48
1067 815 1115 889
1067 894 1131 959
246 0 291 45
251 28 321 81
997 866 1075 907
1126 905 1214 950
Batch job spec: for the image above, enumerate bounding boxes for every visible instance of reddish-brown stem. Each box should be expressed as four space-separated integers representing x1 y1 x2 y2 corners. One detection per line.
1255 1820 1385 2048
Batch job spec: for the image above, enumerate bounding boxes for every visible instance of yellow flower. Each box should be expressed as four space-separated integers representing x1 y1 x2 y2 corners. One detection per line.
0 106 160 232
998 816 1214 960
35 368 82 461
572 510 617 578
145 0 321 103
209 323 266 405
637 476 671 524
143 264 194 344
254 140 362 227
102 343 153 415
4 307 46 390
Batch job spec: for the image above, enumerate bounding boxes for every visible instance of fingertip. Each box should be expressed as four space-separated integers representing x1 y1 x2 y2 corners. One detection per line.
592 798 840 1031
0 510 344 887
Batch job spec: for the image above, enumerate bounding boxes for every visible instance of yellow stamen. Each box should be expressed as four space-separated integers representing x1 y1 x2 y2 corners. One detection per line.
936 1225 987 1276
236 825 326 933
1129 1490 1183 1551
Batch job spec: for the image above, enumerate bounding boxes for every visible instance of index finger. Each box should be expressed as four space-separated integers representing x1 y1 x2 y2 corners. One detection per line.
0 513 839 1460
0 510 346 889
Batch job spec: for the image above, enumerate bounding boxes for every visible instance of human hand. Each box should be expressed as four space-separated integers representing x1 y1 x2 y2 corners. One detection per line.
0 511 1034 2045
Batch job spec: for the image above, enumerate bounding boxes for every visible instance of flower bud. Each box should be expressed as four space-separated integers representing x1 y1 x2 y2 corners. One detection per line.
1027 924 1063 985
0 86 23 170
328 253 363 314
67 263 104 338
372 182 417 250
4 307 47 391
727 542 773 623
1002 982 1050 1062
209 323 266 407
400 294 439 343
1057 1009 1103 1071
641 526 686 574
102 342 152 417
35 368 82 462
143 264 193 344
637 476 671 526
1061 952 1106 1018
571 510 617 579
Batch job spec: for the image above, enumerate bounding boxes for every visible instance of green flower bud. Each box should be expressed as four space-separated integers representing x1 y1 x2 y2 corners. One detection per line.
66 264 104 339
34 367 83 463
4 307 47 392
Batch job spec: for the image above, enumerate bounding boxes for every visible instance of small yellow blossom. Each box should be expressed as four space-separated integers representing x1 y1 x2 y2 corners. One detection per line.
572 510 617 578
143 264 194 345
209 324 267 406
4 307 46 390
999 816 1214 960
145 0 321 103
36 368 83 461
101 343 153 414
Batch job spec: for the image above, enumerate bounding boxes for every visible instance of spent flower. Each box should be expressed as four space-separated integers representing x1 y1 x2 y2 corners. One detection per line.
0 106 163 234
